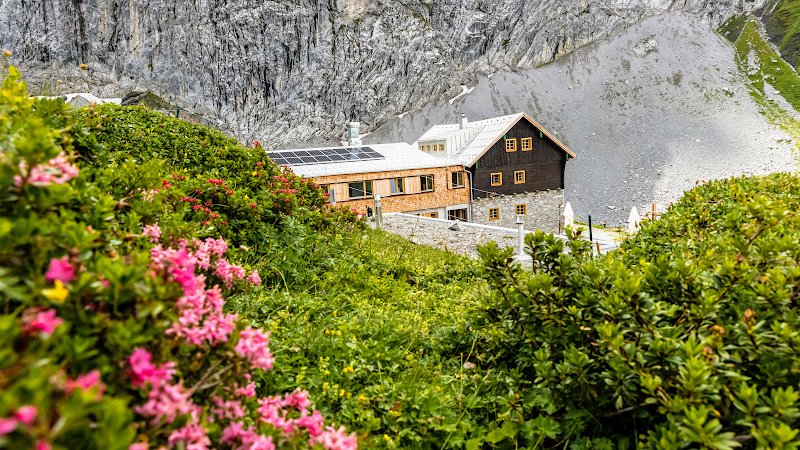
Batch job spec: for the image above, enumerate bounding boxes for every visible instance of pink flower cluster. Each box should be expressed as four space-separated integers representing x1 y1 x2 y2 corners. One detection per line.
276 189 297 194
128 348 176 388
168 423 211 450
235 326 274 371
0 405 37 436
207 178 225 185
143 223 162 243
247 270 261 286
13 152 79 187
21 308 63 335
65 370 106 400
214 259 246 288
132 235 357 450
45 256 74 283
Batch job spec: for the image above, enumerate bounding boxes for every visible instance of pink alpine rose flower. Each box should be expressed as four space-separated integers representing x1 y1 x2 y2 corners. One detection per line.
142 223 162 243
13 406 37 424
24 309 63 335
247 270 261 286
45 256 74 283
0 418 16 435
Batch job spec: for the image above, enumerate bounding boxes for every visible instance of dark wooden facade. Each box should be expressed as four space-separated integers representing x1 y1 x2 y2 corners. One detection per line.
469 118 567 198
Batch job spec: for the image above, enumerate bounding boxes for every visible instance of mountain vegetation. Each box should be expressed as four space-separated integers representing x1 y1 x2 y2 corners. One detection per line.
2 66 800 450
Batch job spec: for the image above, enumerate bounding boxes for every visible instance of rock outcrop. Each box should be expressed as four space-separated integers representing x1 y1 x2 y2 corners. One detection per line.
0 0 765 146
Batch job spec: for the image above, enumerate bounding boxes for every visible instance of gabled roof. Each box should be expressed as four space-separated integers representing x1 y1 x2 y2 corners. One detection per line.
271 143 462 178
415 112 576 167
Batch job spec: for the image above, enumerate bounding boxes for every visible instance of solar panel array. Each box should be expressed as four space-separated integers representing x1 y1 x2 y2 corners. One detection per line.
267 147 384 166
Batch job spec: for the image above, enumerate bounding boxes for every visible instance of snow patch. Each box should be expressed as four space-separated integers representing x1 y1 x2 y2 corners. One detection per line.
448 85 475 104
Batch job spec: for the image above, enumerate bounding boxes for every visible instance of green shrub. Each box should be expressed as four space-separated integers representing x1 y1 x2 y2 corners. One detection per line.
0 67 358 450
474 175 800 449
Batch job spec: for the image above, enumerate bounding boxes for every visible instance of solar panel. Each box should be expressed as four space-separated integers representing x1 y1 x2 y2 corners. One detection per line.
267 147 384 166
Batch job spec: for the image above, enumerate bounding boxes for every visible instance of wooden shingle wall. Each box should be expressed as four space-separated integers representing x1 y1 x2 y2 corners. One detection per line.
314 166 471 214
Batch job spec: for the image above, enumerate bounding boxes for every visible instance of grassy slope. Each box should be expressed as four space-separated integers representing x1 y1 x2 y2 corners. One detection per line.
229 225 491 448
732 16 800 146
765 0 800 69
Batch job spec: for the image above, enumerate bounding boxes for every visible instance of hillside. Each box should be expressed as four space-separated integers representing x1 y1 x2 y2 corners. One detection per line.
365 12 799 225
0 0 768 147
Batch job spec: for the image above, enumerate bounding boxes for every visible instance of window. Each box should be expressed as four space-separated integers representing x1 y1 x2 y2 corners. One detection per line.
516 204 526 215
390 178 404 195
420 174 434 192
505 138 517 152
514 170 525 184
451 171 465 188
420 144 425 151
426 145 431 152
491 173 502 186
521 138 532 151
348 181 373 199
489 208 499 220
422 212 438 218
439 144 445 152
448 209 467 221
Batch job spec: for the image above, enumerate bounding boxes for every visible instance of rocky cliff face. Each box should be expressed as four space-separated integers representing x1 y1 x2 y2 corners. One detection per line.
1 0 764 146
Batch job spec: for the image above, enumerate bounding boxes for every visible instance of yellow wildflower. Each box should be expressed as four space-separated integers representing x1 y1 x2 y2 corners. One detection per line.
184 168 188 172
337 330 342 336
357 395 366 402
384 435 391 442
339 389 345 397
42 280 69 303
244 195 249 200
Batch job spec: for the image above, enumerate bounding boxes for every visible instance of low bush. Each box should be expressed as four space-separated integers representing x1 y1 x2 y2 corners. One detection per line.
474 175 800 449
0 67 358 449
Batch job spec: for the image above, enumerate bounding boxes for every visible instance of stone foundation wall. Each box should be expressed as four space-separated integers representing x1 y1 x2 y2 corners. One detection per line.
471 190 564 233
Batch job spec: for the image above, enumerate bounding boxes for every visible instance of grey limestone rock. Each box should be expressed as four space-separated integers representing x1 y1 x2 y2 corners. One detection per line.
0 0 764 147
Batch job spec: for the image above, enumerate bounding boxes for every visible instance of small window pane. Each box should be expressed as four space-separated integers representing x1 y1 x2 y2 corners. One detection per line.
421 174 434 191
391 178 404 194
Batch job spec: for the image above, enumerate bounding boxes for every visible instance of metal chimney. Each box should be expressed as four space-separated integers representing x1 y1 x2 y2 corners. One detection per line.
347 122 362 146
460 113 468 129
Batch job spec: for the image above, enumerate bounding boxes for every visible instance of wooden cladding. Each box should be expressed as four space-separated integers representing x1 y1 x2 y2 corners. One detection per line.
314 166 470 215
471 117 567 198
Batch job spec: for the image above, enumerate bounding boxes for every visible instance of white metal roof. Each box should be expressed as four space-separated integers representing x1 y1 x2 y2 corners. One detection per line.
415 112 576 166
271 143 463 178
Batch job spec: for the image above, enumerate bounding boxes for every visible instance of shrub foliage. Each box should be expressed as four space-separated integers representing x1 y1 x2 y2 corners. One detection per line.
0 67 359 450
475 175 800 450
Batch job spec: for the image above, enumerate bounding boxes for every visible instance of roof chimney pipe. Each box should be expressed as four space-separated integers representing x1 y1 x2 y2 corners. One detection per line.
347 122 362 146
460 113 468 129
